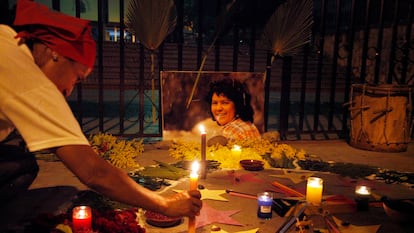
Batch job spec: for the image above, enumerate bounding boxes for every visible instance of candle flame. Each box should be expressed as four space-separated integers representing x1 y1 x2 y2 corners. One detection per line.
232 145 241 150
355 185 371 195
308 177 323 187
191 161 200 175
73 206 91 219
77 210 87 218
199 125 206 134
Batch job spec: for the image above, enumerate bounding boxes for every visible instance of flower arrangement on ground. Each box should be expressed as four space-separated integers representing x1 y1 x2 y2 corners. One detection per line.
169 137 307 170
89 132 144 169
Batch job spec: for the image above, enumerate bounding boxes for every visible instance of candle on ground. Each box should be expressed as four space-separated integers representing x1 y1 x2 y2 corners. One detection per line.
199 125 207 179
72 206 92 233
355 185 371 211
306 177 323 205
231 144 242 159
188 161 199 233
257 192 273 219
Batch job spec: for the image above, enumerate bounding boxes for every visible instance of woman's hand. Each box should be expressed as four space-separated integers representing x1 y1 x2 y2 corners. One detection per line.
163 190 202 217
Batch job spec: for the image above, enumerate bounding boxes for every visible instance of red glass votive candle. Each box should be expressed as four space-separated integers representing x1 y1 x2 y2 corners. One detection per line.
72 206 92 233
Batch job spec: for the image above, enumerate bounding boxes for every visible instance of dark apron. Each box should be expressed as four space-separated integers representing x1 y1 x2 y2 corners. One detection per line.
0 131 39 203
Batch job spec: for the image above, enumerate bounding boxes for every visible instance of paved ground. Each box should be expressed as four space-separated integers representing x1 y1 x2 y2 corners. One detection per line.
0 139 413 232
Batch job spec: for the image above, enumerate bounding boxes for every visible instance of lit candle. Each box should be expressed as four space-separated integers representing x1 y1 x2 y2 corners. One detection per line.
188 161 199 233
257 192 273 219
199 125 207 179
306 177 323 205
355 185 371 195
355 185 371 211
231 144 242 159
72 206 92 233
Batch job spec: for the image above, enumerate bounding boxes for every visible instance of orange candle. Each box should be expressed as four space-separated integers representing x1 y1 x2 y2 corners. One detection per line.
188 161 199 233
72 206 92 233
306 177 323 205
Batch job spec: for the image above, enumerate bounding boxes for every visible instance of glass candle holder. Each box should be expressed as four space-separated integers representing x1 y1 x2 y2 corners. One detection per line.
355 185 371 211
72 206 92 233
257 192 273 219
306 177 323 206
231 145 242 159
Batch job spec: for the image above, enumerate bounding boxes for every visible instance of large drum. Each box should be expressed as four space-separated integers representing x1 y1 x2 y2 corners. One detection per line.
349 84 413 152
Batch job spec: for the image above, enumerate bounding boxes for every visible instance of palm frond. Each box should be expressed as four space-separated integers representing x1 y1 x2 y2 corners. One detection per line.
262 0 313 57
126 0 177 50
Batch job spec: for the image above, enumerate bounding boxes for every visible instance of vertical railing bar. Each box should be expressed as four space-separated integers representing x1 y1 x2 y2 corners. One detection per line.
249 1 257 72
249 25 256 72
313 0 327 138
328 0 342 131
157 43 164 137
75 0 83 128
197 0 203 68
264 53 272 132
400 1 414 85
280 56 292 140
138 44 145 137
52 0 59 10
387 0 400 84
298 45 310 139
176 0 184 71
119 0 125 134
98 0 104 132
342 0 357 133
215 41 221 71
232 25 239 71
373 0 386 84
215 0 222 71
360 0 372 83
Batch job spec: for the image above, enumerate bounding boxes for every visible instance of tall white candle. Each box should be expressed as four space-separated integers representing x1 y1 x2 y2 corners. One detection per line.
199 125 207 179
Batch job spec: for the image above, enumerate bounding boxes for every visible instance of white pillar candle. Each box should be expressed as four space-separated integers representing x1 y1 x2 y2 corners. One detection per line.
199 125 207 179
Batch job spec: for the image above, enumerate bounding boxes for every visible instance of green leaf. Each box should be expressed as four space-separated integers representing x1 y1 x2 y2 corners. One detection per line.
139 167 181 180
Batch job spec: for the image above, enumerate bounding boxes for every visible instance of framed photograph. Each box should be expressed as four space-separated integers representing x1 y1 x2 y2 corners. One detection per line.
161 71 265 141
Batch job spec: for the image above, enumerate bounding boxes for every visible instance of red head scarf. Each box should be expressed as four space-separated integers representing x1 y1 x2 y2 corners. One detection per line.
13 0 96 70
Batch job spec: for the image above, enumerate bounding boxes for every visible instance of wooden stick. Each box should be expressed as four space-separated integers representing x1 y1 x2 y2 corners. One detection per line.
225 189 257 199
271 181 306 197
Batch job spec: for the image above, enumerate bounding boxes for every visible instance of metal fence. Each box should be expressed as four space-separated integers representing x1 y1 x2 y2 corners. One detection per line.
65 0 414 139
3 0 413 141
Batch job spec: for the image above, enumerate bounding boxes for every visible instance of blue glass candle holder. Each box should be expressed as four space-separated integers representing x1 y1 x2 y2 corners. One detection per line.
257 192 273 219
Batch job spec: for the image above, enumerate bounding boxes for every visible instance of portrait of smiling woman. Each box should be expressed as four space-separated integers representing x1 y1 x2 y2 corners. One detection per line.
205 78 261 141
